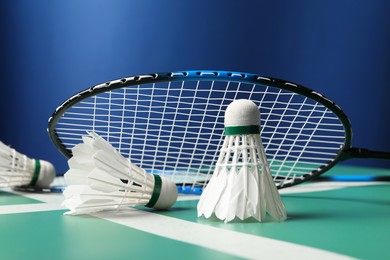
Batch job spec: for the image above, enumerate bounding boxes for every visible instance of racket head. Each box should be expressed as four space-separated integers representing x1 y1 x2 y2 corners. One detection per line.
48 70 352 191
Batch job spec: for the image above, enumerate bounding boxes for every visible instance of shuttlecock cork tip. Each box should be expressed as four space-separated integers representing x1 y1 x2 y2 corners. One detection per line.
224 99 260 135
147 175 178 210
35 160 56 188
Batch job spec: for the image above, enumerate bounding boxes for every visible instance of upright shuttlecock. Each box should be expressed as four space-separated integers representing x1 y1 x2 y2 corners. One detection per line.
0 141 56 188
197 99 286 223
63 132 178 215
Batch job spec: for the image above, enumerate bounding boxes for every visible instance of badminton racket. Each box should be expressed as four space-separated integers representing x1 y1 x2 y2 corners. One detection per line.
48 70 390 193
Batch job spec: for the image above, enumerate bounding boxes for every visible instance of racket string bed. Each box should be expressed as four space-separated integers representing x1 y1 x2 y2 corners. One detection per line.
49 71 356 192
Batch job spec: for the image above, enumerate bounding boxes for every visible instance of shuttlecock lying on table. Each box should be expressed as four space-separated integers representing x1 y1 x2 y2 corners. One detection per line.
0 141 56 188
63 132 178 215
197 99 286 223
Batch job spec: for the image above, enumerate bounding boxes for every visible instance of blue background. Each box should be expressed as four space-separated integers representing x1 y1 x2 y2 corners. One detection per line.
1 0 389 175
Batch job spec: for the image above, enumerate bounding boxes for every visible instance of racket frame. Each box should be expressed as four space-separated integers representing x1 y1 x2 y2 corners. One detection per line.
48 70 389 189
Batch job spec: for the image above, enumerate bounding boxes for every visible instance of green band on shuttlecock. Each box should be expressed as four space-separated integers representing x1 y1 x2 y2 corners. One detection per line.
145 174 162 208
224 125 260 135
29 159 40 186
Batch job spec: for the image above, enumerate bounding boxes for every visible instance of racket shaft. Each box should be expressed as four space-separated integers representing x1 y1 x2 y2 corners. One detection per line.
343 147 390 160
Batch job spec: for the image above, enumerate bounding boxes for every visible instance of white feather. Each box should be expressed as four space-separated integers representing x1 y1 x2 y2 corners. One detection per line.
63 185 151 215
0 141 55 188
197 99 287 223
62 132 178 215
197 137 230 218
196 167 228 218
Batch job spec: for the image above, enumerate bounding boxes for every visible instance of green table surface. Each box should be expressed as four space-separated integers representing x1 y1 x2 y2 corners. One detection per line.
0 165 389 260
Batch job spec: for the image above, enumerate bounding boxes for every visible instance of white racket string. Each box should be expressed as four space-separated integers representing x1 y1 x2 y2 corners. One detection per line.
162 80 184 179
287 105 328 180
279 101 321 182
92 95 97 133
118 87 127 152
184 80 216 188
53 78 345 189
139 83 155 175
129 84 140 161
196 81 232 188
151 82 170 173
172 80 200 188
